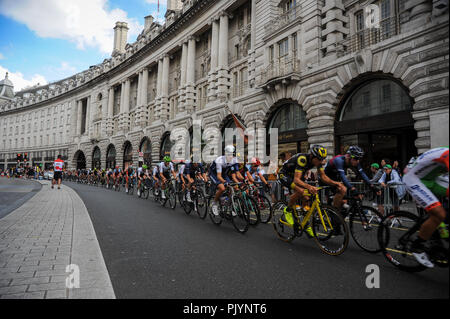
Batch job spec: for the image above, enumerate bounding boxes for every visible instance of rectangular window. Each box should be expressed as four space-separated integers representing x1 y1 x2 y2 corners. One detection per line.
278 38 289 58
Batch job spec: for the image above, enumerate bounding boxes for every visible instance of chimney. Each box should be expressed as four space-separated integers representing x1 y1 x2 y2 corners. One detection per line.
112 22 129 56
144 15 154 30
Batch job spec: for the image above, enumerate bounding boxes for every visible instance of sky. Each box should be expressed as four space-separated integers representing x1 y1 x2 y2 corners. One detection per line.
0 0 168 92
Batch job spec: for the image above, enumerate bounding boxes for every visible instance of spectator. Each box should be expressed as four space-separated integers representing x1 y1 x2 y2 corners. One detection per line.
392 160 402 177
378 164 406 214
369 163 383 183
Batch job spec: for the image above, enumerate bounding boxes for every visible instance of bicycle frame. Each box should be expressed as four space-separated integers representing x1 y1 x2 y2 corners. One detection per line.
281 188 334 233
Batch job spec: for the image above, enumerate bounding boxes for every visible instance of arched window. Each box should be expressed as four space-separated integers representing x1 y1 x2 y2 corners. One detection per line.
160 133 173 159
269 103 307 133
339 79 412 121
336 77 415 171
139 138 152 166
123 141 133 169
92 147 101 169
106 144 116 169
267 103 309 158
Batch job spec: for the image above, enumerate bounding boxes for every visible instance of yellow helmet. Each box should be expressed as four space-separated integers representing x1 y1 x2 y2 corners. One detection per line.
310 145 327 160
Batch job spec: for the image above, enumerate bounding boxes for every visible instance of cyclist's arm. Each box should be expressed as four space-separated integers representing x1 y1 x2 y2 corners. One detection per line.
318 169 341 187
245 171 254 183
293 170 314 192
357 163 372 185
335 158 353 190
217 172 227 184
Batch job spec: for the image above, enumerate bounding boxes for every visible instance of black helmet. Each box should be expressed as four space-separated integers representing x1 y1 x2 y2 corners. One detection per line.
310 145 328 160
347 146 364 159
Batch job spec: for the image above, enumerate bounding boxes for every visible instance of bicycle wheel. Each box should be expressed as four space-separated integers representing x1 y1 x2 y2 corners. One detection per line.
128 184 134 195
349 205 383 253
231 195 250 234
272 202 296 243
257 195 273 223
246 196 261 226
141 186 149 199
183 189 193 215
377 211 427 272
167 184 177 209
208 199 223 226
196 189 208 219
311 205 349 256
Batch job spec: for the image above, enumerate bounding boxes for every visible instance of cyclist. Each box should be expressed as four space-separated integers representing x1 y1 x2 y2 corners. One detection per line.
323 146 374 212
159 156 177 200
209 145 241 216
184 159 208 202
125 165 135 193
113 166 121 189
402 147 449 268
137 165 147 196
247 157 271 193
279 145 344 237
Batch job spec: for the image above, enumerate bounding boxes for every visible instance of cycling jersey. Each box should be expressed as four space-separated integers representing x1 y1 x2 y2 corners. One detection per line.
248 165 265 181
53 159 64 172
324 155 371 189
209 156 239 185
278 153 322 190
403 147 449 211
152 166 160 178
158 162 174 180
279 153 323 177
185 163 205 178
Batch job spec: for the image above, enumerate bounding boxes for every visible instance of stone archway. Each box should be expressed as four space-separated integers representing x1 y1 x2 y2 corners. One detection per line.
92 146 101 170
123 141 133 170
73 150 86 170
139 137 152 167
106 144 116 169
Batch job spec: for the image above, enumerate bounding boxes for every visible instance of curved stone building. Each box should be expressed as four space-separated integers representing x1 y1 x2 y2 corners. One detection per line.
0 0 448 171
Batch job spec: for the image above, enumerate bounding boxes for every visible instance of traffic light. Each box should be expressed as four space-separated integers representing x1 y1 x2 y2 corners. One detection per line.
17 153 23 162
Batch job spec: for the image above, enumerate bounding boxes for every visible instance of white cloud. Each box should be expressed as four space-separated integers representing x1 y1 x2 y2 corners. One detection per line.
0 65 48 92
0 0 143 55
0 53 4 60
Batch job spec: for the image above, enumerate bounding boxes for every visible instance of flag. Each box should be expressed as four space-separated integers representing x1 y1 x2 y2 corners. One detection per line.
224 104 250 145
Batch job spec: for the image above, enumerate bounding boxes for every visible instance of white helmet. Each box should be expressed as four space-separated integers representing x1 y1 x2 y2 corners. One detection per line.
225 145 235 154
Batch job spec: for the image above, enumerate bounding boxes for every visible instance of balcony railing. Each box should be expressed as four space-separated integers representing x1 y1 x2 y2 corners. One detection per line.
265 4 302 37
337 16 400 56
260 55 300 84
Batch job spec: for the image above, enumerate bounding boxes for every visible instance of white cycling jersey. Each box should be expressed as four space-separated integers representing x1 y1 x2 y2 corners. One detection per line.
158 162 175 174
403 147 449 211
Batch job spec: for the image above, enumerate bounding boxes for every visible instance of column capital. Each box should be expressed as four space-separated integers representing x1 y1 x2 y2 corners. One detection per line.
219 11 232 19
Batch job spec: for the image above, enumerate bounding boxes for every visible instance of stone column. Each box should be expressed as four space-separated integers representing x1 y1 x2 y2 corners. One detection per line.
70 100 77 138
107 87 114 136
157 58 163 99
76 100 82 136
137 71 142 109
101 89 108 137
208 17 220 101
217 12 231 99
120 79 130 132
321 0 349 60
179 41 188 112
160 54 170 121
185 36 197 113
137 68 148 127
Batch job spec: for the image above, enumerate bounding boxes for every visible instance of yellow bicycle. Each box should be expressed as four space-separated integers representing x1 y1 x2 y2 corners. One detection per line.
273 187 349 256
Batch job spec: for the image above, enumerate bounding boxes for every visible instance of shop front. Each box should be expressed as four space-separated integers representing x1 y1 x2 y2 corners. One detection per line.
335 76 416 170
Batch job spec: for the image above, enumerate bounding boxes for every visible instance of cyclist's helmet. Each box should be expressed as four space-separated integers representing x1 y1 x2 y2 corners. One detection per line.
310 145 327 160
163 156 171 163
250 157 261 166
347 146 364 159
142 165 148 170
225 145 235 154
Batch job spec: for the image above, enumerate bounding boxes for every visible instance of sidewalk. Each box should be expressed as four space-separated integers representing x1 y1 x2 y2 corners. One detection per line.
0 180 115 299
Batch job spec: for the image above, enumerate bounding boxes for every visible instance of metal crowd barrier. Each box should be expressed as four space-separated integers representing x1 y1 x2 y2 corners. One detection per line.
351 181 419 216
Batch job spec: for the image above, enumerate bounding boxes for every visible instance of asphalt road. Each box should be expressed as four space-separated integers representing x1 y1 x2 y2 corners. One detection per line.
65 181 449 299
0 177 42 219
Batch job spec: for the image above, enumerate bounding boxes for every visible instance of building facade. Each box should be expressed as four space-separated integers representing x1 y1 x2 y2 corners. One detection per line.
0 0 448 171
